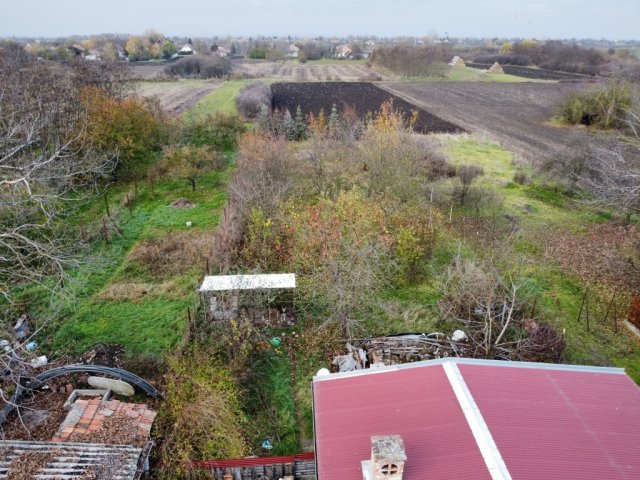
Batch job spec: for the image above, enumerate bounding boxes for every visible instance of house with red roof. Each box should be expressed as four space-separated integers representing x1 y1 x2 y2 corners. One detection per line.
312 358 640 480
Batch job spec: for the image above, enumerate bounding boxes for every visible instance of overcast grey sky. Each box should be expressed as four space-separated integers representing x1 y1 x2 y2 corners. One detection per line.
1 0 638 39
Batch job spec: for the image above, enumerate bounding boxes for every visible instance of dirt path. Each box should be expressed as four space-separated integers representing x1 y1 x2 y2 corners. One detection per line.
380 82 594 162
135 80 222 113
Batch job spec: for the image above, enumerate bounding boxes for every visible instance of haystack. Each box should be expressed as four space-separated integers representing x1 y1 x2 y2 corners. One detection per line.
448 56 465 67
488 62 505 74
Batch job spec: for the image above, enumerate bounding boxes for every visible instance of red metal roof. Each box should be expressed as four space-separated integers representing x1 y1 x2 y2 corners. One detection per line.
460 364 640 480
313 359 640 480
313 365 492 480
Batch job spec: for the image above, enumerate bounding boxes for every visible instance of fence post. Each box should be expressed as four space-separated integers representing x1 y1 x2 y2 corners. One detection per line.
577 287 588 324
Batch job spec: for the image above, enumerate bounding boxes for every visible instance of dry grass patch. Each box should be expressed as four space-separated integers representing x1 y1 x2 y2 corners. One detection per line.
127 231 212 277
99 281 180 303
544 222 640 292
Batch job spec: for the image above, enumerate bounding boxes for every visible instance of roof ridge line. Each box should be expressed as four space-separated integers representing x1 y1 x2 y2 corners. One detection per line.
313 357 625 382
443 361 512 480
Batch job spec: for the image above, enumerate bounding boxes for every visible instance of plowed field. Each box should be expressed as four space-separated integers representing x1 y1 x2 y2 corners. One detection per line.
380 82 593 161
272 82 464 134
235 61 391 81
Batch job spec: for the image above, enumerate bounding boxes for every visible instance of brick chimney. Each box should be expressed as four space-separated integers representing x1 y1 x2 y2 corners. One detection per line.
362 435 406 480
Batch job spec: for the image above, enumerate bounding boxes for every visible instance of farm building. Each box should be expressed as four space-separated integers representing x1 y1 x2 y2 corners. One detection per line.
178 44 195 55
312 358 640 480
335 44 353 59
287 44 300 58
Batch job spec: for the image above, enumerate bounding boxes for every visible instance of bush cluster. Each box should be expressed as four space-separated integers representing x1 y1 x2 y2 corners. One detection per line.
556 82 634 128
511 40 609 75
236 82 272 119
165 55 232 79
81 86 169 179
183 112 246 150
371 45 450 77
473 54 531 66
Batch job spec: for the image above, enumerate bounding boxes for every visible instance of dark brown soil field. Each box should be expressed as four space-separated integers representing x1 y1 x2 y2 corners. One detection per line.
466 63 594 81
271 82 465 134
380 81 594 161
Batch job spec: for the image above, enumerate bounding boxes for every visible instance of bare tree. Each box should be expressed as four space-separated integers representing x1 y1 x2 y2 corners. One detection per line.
0 47 116 303
69 58 132 99
577 108 640 223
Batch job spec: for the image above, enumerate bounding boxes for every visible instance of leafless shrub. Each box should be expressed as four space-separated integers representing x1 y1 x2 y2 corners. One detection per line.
454 165 484 205
438 257 565 362
300 238 393 338
70 59 132 99
228 133 299 219
575 109 640 222
513 171 530 185
236 82 272 119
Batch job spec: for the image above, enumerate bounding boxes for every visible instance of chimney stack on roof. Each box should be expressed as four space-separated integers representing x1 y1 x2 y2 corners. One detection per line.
362 435 407 480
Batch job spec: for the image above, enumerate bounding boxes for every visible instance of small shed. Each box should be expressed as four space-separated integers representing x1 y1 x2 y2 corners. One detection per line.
200 274 297 324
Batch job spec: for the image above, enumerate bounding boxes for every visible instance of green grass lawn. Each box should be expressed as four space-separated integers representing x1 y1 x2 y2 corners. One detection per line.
184 80 248 118
40 168 231 358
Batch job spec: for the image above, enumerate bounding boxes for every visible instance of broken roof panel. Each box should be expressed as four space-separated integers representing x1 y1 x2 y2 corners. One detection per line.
200 273 296 292
0 440 142 479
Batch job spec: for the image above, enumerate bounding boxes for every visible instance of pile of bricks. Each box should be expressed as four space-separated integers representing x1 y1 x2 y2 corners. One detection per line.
52 396 156 443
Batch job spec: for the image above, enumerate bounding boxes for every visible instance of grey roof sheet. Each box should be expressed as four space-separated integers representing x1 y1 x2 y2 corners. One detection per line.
0 440 142 479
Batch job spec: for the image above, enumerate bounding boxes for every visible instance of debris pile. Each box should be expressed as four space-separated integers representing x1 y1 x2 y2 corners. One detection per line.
170 198 195 208
53 396 155 447
6 452 53 480
332 331 468 372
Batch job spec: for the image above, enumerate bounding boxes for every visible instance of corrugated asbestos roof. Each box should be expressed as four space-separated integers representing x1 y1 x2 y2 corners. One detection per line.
200 273 296 292
312 358 640 480
0 440 142 479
